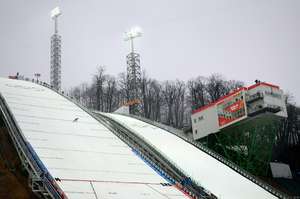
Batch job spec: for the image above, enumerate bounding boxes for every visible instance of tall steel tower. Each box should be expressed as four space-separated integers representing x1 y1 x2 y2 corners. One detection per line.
50 7 62 90
124 27 142 115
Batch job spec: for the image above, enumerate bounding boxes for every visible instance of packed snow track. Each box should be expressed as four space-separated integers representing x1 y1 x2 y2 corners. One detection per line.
0 78 191 199
102 113 281 199
0 77 285 199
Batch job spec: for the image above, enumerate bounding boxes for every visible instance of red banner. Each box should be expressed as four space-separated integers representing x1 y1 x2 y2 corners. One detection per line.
217 91 246 127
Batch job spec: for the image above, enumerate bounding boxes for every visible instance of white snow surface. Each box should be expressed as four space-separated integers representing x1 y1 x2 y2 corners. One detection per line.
0 78 187 199
105 113 278 199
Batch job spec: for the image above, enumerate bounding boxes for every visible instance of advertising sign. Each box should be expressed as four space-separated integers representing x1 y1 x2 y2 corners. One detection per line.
217 91 246 127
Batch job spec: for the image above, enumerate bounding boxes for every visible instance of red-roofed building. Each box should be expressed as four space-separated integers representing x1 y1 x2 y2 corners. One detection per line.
191 82 287 140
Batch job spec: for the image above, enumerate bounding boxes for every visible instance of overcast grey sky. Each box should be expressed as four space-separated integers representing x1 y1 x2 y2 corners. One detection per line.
0 0 299 103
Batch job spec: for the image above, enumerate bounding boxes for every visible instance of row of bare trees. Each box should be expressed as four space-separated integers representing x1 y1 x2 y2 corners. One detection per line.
68 66 300 172
70 69 122 113
70 67 299 163
69 67 244 128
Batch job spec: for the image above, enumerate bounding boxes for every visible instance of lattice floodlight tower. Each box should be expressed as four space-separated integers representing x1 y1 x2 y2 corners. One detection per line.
50 7 62 90
124 27 142 115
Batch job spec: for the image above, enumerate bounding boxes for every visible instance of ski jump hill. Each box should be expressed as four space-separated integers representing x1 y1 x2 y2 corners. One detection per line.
0 77 287 199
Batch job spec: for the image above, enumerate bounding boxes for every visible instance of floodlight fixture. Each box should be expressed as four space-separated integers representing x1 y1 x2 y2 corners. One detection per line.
124 26 143 53
50 6 62 90
124 26 143 41
50 7 62 34
51 7 61 19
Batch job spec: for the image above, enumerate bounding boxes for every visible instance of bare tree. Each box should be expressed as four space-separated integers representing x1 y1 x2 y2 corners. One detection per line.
173 80 185 128
140 71 163 121
140 71 150 118
70 68 251 131
149 80 162 121
276 94 300 147
104 75 117 112
93 66 106 111
225 80 244 92
70 87 81 102
162 81 177 125
118 72 129 105
79 82 90 107
187 76 208 110
206 73 228 102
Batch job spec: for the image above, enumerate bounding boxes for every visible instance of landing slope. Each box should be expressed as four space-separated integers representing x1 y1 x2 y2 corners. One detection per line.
0 78 187 199
105 113 278 199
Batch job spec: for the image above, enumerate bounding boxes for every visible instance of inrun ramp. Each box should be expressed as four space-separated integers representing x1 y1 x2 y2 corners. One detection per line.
0 78 188 199
103 113 280 199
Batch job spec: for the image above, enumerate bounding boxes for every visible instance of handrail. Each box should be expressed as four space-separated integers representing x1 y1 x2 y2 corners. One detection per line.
120 113 291 199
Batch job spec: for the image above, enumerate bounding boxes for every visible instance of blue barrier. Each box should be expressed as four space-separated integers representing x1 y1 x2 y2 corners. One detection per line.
25 142 65 198
26 142 48 175
131 148 176 185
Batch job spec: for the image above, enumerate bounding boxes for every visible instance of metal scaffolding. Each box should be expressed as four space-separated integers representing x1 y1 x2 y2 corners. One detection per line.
124 27 143 115
126 52 141 115
50 7 62 91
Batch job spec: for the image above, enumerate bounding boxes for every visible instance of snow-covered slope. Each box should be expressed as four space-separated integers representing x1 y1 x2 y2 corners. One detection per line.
0 78 187 199
105 113 278 199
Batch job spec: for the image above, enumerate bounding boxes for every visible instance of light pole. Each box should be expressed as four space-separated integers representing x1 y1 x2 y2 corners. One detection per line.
51 7 61 34
50 7 62 90
34 73 41 82
124 26 143 53
124 26 143 115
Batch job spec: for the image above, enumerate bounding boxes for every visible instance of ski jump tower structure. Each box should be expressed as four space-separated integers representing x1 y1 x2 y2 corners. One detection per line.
124 27 142 115
50 7 62 91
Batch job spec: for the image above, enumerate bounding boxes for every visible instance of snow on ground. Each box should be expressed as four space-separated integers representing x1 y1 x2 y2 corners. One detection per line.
0 78 187 199
106 113 278 199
